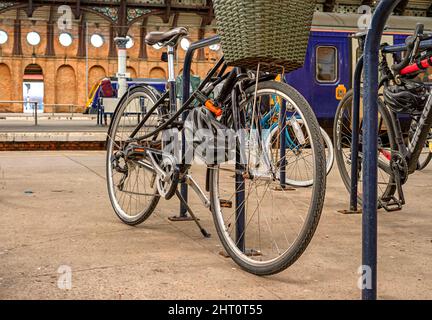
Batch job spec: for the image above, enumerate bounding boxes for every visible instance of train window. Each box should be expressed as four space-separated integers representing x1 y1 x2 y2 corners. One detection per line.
316 46 338 83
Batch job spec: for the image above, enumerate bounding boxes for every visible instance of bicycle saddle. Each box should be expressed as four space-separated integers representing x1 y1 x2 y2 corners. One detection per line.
145 27 189 46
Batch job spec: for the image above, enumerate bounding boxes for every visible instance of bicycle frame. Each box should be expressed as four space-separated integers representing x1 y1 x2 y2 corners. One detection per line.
129 56 226 142
347 41 432 213
352 41 432 180
386 86 432 174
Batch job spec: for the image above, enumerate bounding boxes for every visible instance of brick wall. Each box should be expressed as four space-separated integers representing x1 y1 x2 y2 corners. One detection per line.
0 11 220 113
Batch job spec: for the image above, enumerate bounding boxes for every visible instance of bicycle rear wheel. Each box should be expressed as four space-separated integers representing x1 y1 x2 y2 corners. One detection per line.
106 86 165 226
209 81 326 276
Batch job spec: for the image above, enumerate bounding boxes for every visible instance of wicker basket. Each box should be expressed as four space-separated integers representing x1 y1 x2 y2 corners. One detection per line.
214 0 317 73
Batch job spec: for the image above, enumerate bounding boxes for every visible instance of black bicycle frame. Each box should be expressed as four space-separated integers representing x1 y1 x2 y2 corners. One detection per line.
388 87 432 174
129 56 226 142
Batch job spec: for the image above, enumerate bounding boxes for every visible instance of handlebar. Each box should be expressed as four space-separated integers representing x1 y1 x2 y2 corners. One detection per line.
381 39 432 54
392 23 424 73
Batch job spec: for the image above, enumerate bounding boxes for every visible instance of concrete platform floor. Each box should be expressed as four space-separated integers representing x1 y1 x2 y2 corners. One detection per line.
0 151 431 300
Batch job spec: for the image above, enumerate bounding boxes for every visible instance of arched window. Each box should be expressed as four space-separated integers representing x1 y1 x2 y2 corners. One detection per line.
149 67 166 79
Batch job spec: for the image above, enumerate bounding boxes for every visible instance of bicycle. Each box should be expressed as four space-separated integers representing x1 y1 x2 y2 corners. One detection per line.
261 93 334 187
106 28 326 275
416 129 432 170
334 24 432 211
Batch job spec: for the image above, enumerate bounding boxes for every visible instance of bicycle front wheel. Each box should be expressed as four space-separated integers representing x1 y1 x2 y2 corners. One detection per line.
417 133 432 171
209 81 326 276
418 150 432 171
334 90 396 205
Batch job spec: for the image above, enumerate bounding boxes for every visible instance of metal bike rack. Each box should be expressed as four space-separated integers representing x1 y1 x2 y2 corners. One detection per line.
346 55 363 214
169 35 221 221
354 0 402 300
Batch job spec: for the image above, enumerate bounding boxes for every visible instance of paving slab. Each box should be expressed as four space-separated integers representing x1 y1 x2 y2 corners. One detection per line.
0 151 431 300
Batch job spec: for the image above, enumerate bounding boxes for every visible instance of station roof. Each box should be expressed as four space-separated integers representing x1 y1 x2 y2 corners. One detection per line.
0 0 430 33
0 1 215 37
317 0 432 16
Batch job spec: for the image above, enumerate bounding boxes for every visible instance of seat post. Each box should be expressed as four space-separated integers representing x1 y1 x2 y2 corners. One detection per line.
167 45 177 114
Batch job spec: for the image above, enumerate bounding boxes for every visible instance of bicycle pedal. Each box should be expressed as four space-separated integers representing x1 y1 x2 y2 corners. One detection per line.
379 196 403 212
220 199 232 208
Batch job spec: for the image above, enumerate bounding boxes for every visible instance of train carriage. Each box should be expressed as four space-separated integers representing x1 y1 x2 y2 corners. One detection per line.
286 12 432 132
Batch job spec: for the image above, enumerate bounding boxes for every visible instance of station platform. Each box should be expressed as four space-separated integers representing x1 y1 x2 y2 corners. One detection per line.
0 114 107 150
0 151 431 299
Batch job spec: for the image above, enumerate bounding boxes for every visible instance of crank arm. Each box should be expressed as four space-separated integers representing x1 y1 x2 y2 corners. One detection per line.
146 151 168 182
135 159 156 173
378 159 394 176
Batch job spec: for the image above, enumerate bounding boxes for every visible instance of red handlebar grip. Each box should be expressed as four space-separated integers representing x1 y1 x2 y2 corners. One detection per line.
400 56 432 75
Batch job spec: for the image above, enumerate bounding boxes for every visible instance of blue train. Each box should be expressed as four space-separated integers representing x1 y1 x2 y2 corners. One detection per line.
285 12 432 131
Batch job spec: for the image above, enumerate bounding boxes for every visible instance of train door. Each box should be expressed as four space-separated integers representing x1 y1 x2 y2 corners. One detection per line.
286 32 351 130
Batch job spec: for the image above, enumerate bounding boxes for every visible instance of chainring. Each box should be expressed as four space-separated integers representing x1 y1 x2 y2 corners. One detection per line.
156 157 179 200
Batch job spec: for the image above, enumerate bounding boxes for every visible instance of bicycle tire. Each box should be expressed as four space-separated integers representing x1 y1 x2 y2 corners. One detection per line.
106 85 166 226
321 128 335 177
334 90 397 205
209 81 326 276
418 152 432 170
417 143 432 171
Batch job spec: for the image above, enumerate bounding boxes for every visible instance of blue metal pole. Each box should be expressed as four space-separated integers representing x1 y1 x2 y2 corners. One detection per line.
362 0 401 300
233 76 246 252
350 56 363 212
235 150 246 252
280 100 287 187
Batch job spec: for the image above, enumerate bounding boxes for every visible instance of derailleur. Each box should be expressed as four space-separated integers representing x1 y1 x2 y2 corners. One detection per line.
112 150 129 191
112 142 180 200
112 142 146 191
